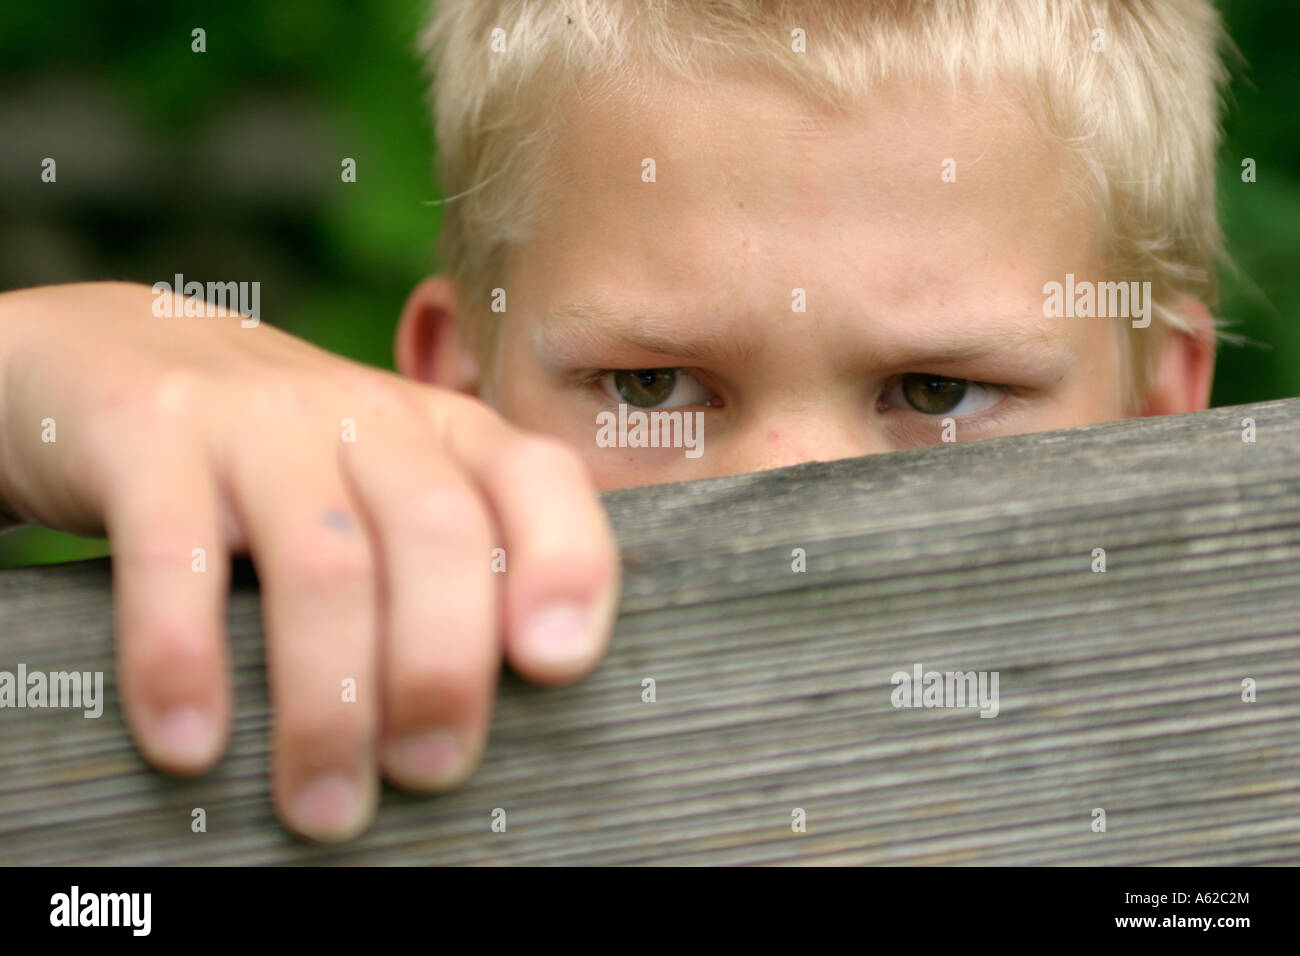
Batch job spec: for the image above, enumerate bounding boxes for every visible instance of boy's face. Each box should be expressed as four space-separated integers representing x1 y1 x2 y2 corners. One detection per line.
420 75 1179 491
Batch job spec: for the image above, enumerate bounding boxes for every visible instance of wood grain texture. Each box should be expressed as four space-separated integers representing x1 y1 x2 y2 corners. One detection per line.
1 399 1298 865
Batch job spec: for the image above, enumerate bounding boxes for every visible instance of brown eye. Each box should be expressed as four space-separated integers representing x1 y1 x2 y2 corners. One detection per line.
613 368 677 407
901 374 968 414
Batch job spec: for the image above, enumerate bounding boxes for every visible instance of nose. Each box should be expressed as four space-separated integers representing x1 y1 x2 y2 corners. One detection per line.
704 409 884 477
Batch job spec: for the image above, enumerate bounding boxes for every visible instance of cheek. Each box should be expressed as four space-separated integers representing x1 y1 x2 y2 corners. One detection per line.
1059 323 1127 423
585 455 646 492
489 325 560 426
1096 324 1130 417
489 330 619 472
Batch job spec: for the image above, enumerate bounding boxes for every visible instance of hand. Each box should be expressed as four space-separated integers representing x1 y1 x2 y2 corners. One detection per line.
0 281 620 841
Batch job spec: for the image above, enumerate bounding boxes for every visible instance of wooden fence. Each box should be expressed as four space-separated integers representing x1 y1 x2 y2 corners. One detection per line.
2 399 1298 864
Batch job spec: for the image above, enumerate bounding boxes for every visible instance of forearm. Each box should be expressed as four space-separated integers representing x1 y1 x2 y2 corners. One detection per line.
0 283 78 533
0 287 26 531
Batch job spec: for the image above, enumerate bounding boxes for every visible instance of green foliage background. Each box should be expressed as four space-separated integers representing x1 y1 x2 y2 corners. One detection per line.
0 0 1296 566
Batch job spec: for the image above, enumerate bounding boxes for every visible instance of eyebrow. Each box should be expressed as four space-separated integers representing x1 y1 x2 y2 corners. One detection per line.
888 323 1070 369
535 299 756 365
534 298 1070 372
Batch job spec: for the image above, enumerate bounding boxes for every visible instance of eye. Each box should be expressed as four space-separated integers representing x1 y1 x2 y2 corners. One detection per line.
881 373 1005 416
598 368 712 409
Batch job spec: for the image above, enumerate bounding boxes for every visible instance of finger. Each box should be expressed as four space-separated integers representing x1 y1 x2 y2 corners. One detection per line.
340 417 499 791
234 440 380 843
105 439 231 776
440 399 621 686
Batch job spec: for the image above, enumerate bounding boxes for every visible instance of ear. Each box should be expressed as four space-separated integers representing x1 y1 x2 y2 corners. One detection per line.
394 276 480 396
1136 297 1216 417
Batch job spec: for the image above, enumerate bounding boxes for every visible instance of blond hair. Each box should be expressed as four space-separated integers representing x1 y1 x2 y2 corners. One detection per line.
421 0 1229 401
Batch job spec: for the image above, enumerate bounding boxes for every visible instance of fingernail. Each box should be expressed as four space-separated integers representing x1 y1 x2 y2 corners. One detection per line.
291 773 365 841
523 602 592 668
152 706 216 763
383 731 467 789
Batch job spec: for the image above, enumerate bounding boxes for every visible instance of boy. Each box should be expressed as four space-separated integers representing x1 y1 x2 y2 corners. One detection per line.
0 0 1223 843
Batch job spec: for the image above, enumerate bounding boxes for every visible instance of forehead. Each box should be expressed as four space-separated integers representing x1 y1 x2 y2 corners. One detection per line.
510 69 1101 353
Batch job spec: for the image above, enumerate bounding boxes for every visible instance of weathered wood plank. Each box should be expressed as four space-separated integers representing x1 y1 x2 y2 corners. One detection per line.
1 399 1298 865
